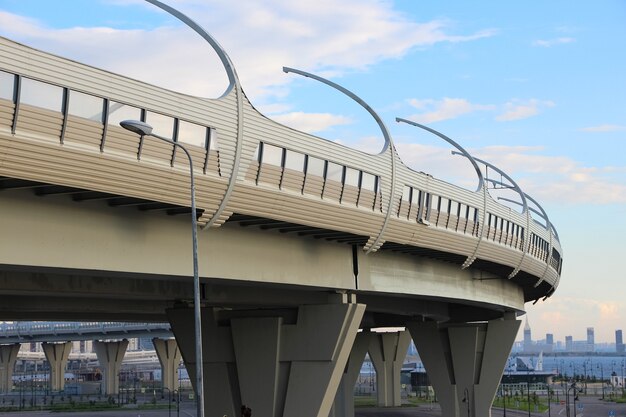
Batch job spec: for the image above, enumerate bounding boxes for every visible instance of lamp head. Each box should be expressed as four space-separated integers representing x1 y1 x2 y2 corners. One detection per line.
120 120 153 136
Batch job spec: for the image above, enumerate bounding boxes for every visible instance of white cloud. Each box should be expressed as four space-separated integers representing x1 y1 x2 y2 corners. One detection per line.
580 124 626 132
270 112 352 134
406 97 495 123
0 2 497 101
496 99 555 121
474 146 626 205
528 297 626 342
403 97 556 123
372 140 626 205
532 37 575 47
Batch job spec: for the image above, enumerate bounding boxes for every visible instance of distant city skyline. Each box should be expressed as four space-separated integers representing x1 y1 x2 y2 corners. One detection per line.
517 318 625 350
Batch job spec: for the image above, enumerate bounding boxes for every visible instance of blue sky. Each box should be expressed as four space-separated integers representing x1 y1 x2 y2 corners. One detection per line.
1 0 624 343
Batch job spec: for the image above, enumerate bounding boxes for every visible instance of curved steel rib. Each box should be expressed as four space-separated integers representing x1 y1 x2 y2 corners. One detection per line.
456 156 532 279
396 118 484 192
283 67 392 153
143 0 245 230
499 193 557 288
282 67 396 253
452 152 528 214
497 195 552 233
145 0 239 96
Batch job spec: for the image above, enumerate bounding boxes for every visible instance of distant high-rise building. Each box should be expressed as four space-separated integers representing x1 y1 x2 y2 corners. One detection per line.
617 329 625 353
523 318 532 351
587 327 595 351
565 336 573 351
546 333 554 345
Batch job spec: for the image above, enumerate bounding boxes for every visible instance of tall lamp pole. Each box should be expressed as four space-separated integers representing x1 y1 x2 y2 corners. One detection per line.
621 359 625 397
462 387 470 417
120 120 204 417
598 363 604 400
527 370 531 417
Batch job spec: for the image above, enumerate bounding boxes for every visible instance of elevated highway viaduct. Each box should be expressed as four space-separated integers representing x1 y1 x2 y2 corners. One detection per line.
0 3 563 416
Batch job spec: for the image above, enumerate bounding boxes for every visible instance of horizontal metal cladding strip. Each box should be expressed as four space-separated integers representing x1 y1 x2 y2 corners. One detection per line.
413 180 482 203
388 216 539 275
226 203 380 236
411 231 481 254
240 176 383 210
1 141 225 192
409 238 477 259
9 109 233 162
475 242 525 267
3 75 239 142
543 269 558 286
0 157 225 198
382 229 448 248
0 90 236 175
518 256 547 278
527 220 551 237
4 131 210 172
242 127 389 173
227 200 377 228
0 39 241 125
396 210 482 235
1 146 228 206
382 221 424 237
1 165 227 212
227 191 381 236
229 189 383 222
0 171 227 213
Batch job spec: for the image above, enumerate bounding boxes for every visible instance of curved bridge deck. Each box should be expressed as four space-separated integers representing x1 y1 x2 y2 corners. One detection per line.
0 36 561 317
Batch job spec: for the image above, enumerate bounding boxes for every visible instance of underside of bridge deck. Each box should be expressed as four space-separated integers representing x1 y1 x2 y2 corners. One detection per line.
0 182 525 323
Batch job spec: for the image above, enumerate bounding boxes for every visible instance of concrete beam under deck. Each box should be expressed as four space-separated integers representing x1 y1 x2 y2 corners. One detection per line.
0 188 524 322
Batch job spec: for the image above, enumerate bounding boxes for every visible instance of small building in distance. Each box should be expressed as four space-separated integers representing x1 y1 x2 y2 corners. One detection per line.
501 356 555 385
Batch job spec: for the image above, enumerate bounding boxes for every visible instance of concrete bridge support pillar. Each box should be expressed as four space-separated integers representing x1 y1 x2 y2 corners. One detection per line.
168 296 365 417
330 331 372 417
368 330 411 407
407 316 520 417
153 338 182 393
0 344 20 393
94 340 129 396
42 342 72 392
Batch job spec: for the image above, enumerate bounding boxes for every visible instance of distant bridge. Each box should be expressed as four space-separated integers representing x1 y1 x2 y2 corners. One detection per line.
0 322 172 344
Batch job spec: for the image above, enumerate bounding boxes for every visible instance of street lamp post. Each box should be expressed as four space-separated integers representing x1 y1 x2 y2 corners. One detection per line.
19 376 23 410
582 360 587 395
566 382 578 417
598 363 604 400
527 370 531 417
162 387 172 417
621 359 626 397
547 384 551 417
462 387 470 417
120 120 204 417
565 383 570 417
